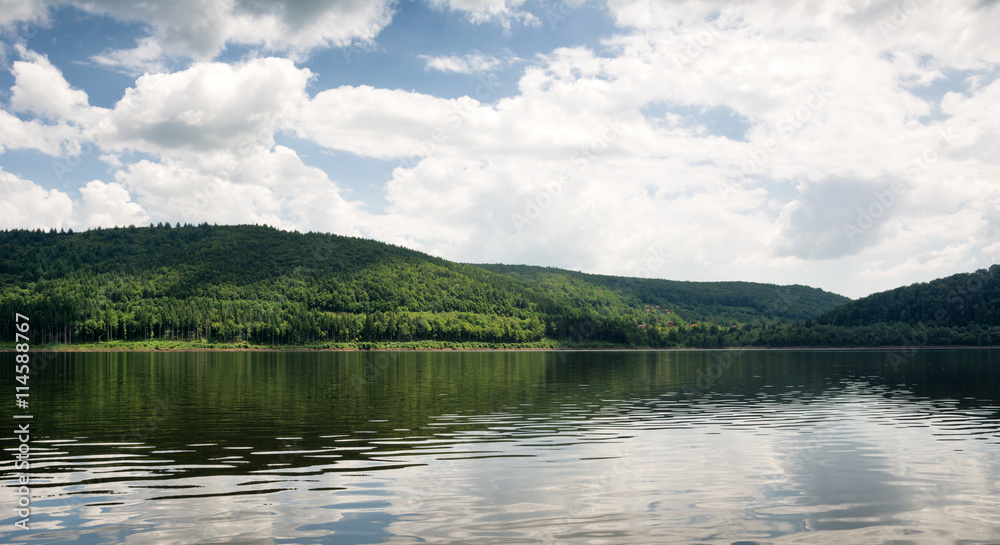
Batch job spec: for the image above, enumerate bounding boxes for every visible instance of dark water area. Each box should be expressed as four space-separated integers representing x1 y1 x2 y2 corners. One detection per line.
2 349 999 544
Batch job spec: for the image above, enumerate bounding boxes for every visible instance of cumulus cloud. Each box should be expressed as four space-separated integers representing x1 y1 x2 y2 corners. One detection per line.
0 168 75 230
3 0 397 72
773 177 906 260
0 48 369 236
113 146 372 236
76 180 150 228
0 169 147 230
0 108 81 156
0 48 100 156
296 59 636 163
10 48 93 122
101 57 310 156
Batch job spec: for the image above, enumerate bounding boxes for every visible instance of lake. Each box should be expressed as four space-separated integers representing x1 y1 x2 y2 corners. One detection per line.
2 349 999 544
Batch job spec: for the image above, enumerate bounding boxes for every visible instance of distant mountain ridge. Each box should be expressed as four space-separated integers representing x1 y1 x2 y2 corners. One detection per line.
0 224 850 347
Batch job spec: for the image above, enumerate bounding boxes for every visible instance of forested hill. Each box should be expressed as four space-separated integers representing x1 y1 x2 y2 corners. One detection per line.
815 266 1000 328
475 264 849 325
0 224 849 348
747 266 1000 347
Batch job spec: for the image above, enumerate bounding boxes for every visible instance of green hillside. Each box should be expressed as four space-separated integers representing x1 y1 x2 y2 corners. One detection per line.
817 267 1000 327
0 224 850 349
476 264 847 324
748 266 1000 347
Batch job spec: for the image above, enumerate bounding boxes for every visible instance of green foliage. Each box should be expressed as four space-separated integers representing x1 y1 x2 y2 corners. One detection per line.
476 264 850 325
743 266 1000 347
0 224 851 348
816 266 1000 328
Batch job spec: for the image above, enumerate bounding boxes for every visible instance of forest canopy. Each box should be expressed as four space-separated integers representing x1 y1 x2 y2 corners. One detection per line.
6 224 993 348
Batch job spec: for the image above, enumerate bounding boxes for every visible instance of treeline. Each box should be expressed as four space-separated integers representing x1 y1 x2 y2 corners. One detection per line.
650 321 1000 349
0 286 547 346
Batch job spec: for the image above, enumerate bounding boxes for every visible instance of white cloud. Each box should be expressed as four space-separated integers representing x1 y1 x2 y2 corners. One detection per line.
0 48 99 156
0 49 372 239
0 1 49 28
296 61 634 163
426 0 540 28
2 0 397 72
773 177 904 260
76 180 150 228
113 146 372 236
10 48 93 122
0 169 148 230
101 57 310 156
296 86 484 160
0 168 75 230
0 108 81 156
91 37 168 75
420 52 508 74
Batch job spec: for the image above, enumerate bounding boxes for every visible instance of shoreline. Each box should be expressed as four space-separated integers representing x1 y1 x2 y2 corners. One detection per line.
3 344 999 353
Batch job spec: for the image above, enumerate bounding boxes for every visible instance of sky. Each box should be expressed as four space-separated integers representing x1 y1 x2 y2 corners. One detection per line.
0 0 999 299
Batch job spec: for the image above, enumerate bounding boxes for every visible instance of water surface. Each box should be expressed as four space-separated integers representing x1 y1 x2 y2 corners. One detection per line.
2 349 999 544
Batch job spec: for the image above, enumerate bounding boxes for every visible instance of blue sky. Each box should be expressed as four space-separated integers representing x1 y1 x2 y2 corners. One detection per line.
1 0 999 299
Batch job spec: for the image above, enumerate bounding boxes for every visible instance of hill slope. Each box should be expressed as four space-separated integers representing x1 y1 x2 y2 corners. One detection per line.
749 266 1000 347
0 224 849 347
816 266 1000 328
476 264 848 325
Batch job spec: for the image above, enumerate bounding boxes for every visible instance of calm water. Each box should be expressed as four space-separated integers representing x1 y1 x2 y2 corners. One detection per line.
2 349 999 544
